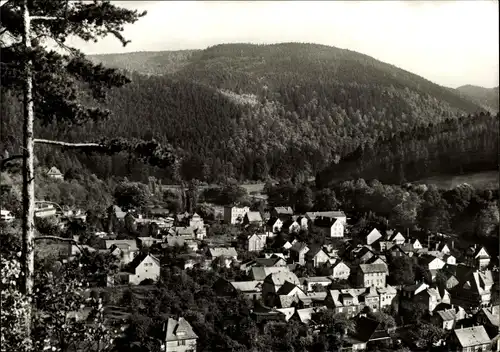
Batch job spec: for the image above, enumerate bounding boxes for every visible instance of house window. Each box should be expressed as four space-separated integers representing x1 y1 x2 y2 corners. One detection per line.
178 340 186 346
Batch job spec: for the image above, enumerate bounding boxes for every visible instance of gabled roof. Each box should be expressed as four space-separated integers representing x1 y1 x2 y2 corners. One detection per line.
265 271 300 287
388 232 405 242
294 306 327 324
453 326 491 347
267 217 282 226
47 166 63 176
230 280 263 293
276 307 296 320
305 211 346 221
129 253 160 271
277 281 304 296
359 263 388 274
254 257 285 267
437 309 456 321
251 266 290 281
165 317 198 342
209 247 238 258
245 211 263 222
479 305 499 327
290 241 309 253
305 246 328 260
353 317 388 343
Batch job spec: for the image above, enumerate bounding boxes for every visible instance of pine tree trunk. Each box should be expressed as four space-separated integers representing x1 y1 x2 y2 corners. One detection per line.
21 0 35 341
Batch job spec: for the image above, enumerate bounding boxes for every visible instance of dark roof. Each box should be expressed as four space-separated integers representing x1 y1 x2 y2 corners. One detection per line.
353 317 382 342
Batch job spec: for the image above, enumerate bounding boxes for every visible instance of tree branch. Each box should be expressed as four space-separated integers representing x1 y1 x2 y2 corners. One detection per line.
34 139 104 148
1 154 24 169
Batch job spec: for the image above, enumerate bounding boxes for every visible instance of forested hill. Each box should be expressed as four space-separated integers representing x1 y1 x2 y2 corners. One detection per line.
316 112 499 187
1 43 490 184
456 85 499 113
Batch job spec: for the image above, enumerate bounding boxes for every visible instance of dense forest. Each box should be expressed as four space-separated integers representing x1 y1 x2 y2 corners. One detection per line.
1 43 493 184
317 112 499 186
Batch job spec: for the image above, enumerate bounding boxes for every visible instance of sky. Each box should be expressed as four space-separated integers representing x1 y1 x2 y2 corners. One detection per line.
68 0 499 89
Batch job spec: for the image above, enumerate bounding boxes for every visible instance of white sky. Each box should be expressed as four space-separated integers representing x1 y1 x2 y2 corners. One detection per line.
68 1 499 88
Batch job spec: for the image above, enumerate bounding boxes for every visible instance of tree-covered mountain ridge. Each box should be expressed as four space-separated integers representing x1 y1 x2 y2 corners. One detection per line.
1 43 490 183
455 84 499 113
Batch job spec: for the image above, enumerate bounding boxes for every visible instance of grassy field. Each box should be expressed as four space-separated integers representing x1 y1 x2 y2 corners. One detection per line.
413 170 498 190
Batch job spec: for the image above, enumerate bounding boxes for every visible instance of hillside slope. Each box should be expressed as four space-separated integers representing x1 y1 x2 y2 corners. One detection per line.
456 85 499 112
2 43 488 183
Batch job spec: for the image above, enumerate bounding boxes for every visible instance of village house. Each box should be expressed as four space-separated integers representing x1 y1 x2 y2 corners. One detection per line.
103 239 138 265
271 206 294 221
295 216 309 230
475 305 499 338
124 253 161 285
243 211 263 227
246 233 268 252
267 217 283 233
448 326 491 352
262 271 301 306
0 209 15 223
290 242 310 266
431 307 464 330
401 282 429 300
435 241 452 255
366 228 383 246
413 287 450 312
419 254 446 272
164 317 198 352
411 238 423 250
325 289 362 317
213 277 263 301
291 306 327 325
207 247 238 268
343 316 391 351
387 244 409 258
188 213 204 230
223 206 250 224
384 229 406 245
47 166 64 180
305 247 330 268
360 286 381 311
314 217 344 238
451 269 494 308
377 285 398 310
465 245 491 270
282 219 301 234
349 245 376 263
330 261 351 281
357 263 388 288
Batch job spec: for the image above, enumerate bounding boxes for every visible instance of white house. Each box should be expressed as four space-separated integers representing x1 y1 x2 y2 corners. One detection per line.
47 166 64 180
223 206 249 225
330 261 351 281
